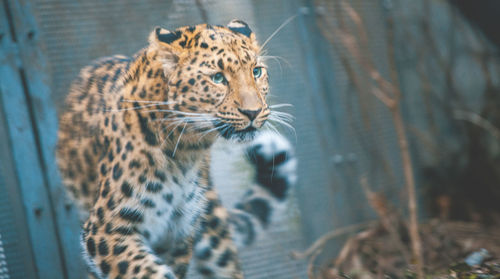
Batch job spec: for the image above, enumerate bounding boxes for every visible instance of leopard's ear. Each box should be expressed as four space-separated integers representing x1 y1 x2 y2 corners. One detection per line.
148 27 182 73
227 19 256 42
151 27 183 46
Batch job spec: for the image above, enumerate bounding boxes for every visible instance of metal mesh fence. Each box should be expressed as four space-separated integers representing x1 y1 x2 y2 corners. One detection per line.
31 0 309 278
0 234 10 279
2 0 492 278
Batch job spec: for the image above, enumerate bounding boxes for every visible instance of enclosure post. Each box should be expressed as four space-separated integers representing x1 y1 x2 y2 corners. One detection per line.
1 0 88 278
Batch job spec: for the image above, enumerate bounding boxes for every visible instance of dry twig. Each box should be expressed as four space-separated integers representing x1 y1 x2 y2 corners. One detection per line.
454 109 500 140
360 177 411 263
334 227 377 269
291 222 375 260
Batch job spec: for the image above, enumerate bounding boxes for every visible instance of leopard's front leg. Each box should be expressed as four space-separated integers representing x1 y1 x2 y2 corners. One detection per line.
156 237 194 279
191 189 244 279
81 182 179 279
82 221 176 279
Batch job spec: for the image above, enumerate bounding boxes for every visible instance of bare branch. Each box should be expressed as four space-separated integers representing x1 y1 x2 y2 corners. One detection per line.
360 177 411 263
291 221 375 260
334 228 376 269
454 110 500 140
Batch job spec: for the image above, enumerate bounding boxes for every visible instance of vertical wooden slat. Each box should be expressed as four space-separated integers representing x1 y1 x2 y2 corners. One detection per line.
0 1 66 278
294 1 365 260
0 96 38 279
296 4 339 152
4 0 88 278
293 6 338 239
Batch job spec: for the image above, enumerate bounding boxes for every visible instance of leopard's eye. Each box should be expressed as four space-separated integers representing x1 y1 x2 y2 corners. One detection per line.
212 72 227 84
253 67 262 78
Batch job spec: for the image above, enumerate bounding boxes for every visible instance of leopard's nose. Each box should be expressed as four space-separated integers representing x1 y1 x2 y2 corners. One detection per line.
238 108 261 121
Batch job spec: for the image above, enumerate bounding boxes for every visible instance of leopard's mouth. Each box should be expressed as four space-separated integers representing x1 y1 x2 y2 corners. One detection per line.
213 121 258 142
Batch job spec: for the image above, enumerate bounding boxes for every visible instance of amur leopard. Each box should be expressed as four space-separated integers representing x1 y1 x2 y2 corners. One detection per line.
56 20 296 279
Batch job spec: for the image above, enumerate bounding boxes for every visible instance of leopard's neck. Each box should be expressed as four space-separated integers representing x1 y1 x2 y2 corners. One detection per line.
118 49 217 170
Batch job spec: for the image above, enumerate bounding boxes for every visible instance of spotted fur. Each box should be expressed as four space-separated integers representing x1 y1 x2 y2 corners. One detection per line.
57 20 295 279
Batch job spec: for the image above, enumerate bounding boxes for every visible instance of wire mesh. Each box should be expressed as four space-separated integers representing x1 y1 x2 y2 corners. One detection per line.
31 0 309 278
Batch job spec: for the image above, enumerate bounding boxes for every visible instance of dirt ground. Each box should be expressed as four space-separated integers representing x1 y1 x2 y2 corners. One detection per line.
316 220 500 279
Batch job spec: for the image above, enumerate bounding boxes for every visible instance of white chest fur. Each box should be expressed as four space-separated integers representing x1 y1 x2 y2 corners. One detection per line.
135 161 208 248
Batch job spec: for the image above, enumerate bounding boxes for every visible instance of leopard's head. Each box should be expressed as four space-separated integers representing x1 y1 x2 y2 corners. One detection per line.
148 20 269 141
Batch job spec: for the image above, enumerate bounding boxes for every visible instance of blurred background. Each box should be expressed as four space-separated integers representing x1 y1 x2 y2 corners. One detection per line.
1 0 500 278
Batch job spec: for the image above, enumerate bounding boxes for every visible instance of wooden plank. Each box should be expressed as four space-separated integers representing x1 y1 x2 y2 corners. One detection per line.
294 4 355 257
4 0 88 278
296 5 339 152
0 2 66 278
0 96 38 279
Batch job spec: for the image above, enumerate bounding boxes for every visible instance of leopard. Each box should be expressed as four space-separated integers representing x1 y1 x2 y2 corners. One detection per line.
56 19 297 279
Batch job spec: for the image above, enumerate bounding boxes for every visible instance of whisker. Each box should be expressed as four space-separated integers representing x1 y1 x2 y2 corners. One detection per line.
270 115 294 126
264 122 281 136
260 55 292 72
188 121 216 133
260 55 284 73
198 124 224 140
128 109 210 117
268 117 296 141
271 111 295 121
172 123 187 158
153 109 212 116
105 103 175 113
154 116 217 123
269 113 293 124
260 14 298 52
120 100 175 105
270 103 294 109
161 121 183 147
221 124 231 137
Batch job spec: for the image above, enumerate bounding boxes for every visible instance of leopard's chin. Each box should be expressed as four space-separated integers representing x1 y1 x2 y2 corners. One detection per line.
220 125 258 142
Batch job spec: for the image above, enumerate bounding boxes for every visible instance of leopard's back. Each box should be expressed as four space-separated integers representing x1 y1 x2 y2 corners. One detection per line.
57 55 131 217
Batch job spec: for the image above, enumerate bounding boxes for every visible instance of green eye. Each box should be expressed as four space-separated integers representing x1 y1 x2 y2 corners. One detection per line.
253 67 262 78
212 72 226 84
